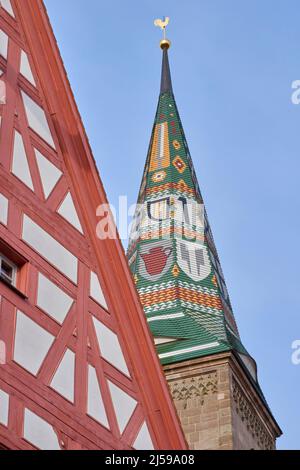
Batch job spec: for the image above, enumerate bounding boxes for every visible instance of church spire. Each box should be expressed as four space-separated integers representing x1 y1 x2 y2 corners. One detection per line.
154 17 173 95
129 18 243 365
127 19 281 449
128 18 264 388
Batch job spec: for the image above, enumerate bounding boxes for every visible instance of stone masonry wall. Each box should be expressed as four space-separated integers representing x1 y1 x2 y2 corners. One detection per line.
163 354 279 450
231 377 275 450
164 359 233 450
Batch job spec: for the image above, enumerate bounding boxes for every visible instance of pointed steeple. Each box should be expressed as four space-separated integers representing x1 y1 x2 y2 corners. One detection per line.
129 19 281 450
160 46 173 95
128 24 264 395
154 16 173 95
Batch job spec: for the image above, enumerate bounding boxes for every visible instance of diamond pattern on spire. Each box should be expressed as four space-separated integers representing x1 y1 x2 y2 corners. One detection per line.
172 156 186 174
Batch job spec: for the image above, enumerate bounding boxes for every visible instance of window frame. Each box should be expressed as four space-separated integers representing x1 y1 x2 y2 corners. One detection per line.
0 252 17 286
0 239 28 299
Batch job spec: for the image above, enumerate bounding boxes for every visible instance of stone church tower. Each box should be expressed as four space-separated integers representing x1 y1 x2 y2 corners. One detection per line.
128 31 282 449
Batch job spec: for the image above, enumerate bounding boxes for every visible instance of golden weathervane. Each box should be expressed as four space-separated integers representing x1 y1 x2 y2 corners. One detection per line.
154 17 171 49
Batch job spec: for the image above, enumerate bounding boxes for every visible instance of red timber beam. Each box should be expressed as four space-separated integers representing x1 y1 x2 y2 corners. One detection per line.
11 0 187 450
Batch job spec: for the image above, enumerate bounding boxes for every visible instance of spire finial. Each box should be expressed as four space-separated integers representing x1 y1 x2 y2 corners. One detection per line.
154 16 171 49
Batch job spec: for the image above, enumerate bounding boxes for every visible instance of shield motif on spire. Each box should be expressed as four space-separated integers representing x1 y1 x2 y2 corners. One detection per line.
176 240 211 282
139 240 174 282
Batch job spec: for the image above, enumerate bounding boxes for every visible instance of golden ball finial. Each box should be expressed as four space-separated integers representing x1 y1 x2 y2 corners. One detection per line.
160 39 171 50
154 17 171 50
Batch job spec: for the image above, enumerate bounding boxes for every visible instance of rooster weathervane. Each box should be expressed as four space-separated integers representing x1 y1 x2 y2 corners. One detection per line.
154 17 171 49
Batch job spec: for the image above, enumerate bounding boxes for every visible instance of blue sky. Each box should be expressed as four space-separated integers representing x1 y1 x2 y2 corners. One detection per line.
44 0 300 449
